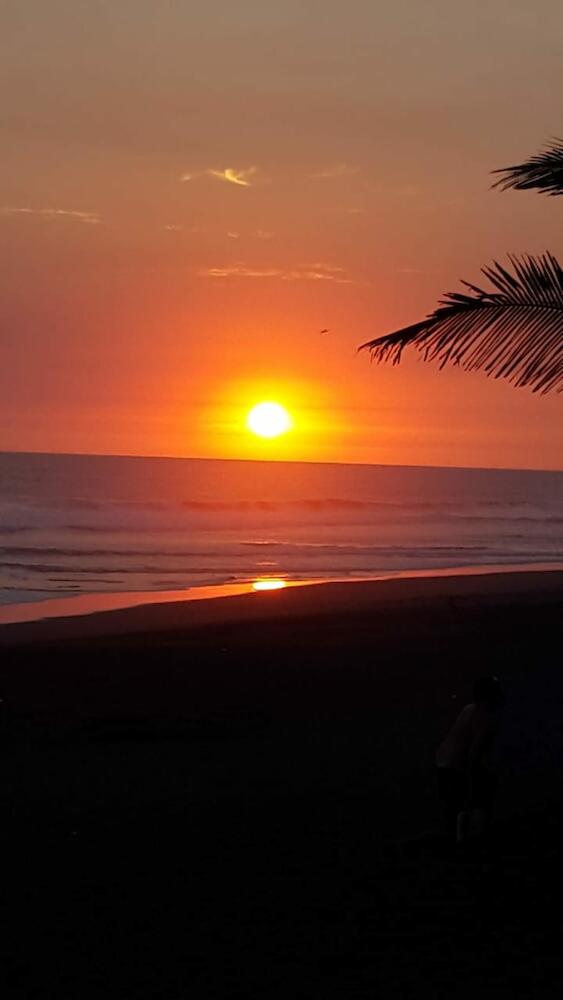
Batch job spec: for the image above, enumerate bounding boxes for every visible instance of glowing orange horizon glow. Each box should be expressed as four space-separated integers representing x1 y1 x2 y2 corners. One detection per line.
4 6 563 471
251 578 287 591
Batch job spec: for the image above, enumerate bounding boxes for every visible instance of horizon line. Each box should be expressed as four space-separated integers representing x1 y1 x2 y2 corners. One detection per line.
1 448 561 476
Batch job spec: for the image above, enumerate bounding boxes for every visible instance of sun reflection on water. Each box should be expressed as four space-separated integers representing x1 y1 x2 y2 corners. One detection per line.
251 578 287 592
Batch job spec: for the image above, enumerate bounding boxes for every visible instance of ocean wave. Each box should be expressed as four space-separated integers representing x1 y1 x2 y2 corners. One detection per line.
2 495 561 523
1 512 562 542
1 455 561 606
3 547 562 577
2 539 563 561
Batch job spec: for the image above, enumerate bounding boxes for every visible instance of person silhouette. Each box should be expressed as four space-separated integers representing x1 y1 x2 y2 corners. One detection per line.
436 675 505 844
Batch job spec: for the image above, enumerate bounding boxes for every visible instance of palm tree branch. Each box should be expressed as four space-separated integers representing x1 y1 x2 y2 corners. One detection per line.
359 254 563 394
492 137 563 196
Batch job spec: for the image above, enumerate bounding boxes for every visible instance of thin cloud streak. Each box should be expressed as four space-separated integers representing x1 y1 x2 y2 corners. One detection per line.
199 262 355 283
208 167 257 187
180 167 259 186
308 262 346 273
202 265 281 278
2 206 102 224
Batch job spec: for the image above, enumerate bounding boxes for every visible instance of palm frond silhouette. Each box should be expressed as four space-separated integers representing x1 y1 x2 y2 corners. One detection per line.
361 135 563 393
492 137 563 196
360 254 563 394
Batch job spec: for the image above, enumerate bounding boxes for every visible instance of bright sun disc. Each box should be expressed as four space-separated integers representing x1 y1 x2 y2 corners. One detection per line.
247 401 292 439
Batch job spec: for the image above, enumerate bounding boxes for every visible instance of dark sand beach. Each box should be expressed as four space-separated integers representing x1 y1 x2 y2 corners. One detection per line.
2 570 563 997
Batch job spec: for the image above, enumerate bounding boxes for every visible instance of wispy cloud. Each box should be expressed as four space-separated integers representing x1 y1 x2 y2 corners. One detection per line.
208 167 258 187
164 224 182 232
202 265 282 279
308 262 345 273
311 163 361 179
225 230 274 240
199 262 354 284
2 206 102 224
296 268 353 284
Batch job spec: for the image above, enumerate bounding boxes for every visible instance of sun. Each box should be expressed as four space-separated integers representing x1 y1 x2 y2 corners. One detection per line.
246 401 292 439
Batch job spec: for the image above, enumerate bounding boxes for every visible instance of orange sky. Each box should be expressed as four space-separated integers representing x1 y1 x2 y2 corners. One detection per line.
1 1 562 470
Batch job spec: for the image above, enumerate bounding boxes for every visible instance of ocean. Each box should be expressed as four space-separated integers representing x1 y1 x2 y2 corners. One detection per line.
1 451 562 608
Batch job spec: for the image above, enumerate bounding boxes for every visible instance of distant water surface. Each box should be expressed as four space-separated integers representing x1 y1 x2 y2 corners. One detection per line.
1 452 562 607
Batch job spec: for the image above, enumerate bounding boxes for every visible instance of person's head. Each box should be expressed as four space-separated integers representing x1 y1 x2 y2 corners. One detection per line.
473 675 504 710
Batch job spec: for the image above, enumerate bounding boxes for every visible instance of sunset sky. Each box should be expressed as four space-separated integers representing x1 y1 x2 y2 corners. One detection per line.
1 0 562 469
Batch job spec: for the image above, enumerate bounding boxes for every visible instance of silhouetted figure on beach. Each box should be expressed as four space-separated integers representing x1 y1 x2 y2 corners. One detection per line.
436 676 505 845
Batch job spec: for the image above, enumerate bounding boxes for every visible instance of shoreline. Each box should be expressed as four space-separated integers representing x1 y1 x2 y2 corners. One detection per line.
2 562 562 643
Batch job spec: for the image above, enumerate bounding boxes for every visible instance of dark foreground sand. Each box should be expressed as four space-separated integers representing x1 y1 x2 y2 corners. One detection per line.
2 571 563 997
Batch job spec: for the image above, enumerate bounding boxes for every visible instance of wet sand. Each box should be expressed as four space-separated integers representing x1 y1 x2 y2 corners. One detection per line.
2 570 563 997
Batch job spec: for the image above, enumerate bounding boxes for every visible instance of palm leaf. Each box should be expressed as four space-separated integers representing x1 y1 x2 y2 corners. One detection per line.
359 254 563 394
492 137 563 196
